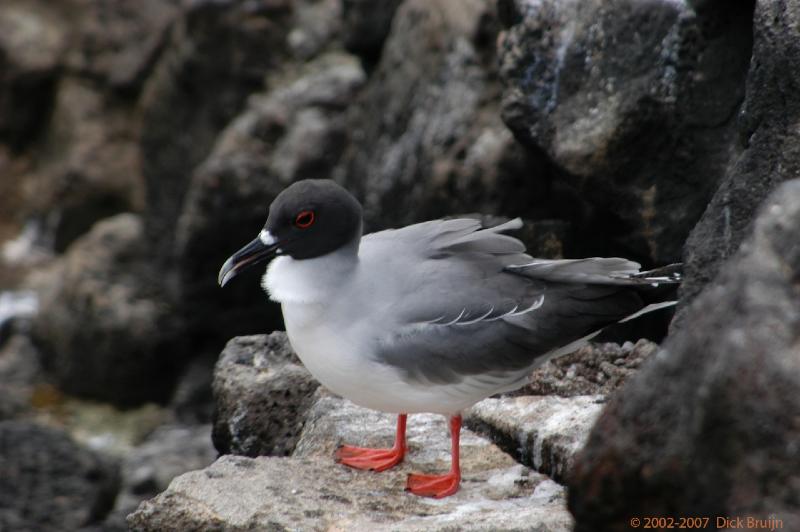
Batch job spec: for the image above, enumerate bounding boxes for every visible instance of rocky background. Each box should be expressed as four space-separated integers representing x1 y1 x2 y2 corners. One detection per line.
1 0 798 530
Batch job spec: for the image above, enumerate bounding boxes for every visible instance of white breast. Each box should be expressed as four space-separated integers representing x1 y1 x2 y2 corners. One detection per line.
261 245 501 415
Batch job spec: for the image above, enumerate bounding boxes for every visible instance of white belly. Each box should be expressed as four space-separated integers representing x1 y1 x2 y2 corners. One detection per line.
264 252 504 415
281 302 485 415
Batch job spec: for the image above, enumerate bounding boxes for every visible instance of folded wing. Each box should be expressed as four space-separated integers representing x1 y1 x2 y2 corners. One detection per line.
366 218 679 387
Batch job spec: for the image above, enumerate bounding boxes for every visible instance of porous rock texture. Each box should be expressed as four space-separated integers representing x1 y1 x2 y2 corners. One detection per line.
568 179 800 531
212 333 319 457
515 339 658 397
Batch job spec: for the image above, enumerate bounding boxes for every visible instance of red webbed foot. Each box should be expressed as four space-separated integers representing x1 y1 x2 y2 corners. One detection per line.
335 444 405 471
334 414 407 472
405 470 461 498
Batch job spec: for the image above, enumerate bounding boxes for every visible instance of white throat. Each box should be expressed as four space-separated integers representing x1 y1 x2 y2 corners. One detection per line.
262 239 359 304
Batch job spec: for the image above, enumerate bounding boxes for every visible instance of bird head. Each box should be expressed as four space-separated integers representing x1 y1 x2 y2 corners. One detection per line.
218 179 363 287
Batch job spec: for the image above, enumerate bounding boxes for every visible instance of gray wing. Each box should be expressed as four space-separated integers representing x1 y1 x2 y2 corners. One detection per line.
368 218 673 386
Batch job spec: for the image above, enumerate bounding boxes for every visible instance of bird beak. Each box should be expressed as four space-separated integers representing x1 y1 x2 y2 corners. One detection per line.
218 230 281 287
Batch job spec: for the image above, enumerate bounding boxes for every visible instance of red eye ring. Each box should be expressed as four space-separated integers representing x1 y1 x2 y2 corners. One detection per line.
294 210 315 229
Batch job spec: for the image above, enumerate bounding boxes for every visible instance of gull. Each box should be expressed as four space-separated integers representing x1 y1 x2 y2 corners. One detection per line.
218 179 680 498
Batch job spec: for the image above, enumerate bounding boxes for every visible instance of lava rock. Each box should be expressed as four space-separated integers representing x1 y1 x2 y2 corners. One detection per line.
0 334 42 420
466 395 605 483
24 77 144 252
212 333 319 457
131 395 574 531
139 0 294 267
102 423 216 532
341 0 404 63
63 0 180 90
0 1 65 148
32 214 183 406
173 52 365 342
0 420 119 531
287 0 343 60
680 0 800 306
498 0 753 264
512 339 659 397
568 179 800 531
336 0 553 234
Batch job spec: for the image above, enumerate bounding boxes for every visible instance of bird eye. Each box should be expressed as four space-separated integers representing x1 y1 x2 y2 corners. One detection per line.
294 210 315 229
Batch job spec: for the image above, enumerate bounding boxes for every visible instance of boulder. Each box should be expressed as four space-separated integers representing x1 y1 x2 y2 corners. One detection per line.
130 395 575 531
0 1 65 148
498 0 754 264
32 214 183 406
212 333 319 457
63 0 181 90
23 77 144 252
341 0 404 63
138 0 294 266
568 179 800 531
466 395 604 483
173 52 365 341
0 333 42 420
0 420 119 531
103 423 217 531
335 0 554 234
680 0 800 306
287 0 343 60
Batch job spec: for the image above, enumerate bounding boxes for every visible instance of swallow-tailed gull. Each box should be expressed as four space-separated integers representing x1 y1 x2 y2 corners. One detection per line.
218 179 680 498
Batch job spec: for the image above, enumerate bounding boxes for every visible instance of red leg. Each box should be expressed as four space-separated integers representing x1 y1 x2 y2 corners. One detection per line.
405 415 461 498
335 413 407 472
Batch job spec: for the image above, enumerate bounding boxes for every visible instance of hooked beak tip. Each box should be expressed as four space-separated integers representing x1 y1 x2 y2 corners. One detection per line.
218 257 236 287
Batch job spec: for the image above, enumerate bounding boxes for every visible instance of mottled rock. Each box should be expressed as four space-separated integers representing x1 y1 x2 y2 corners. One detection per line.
568 179 800 531
294 394 515 473
129 454 571 532
0 1 65 147
24 77 143 252
169 355 218 424
499 0 753 264
0 421 119 531
467 395 604 482
513 339 658 397
212 333 319 457
0 334 42 420
64 0 180 90
104 424 216 531
139 0 293 266
680 0 800 306
336 0 553 234
288 0 342 60
173 52 364 341
341 0 404 63
32 214 182 406
131 395 574 531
